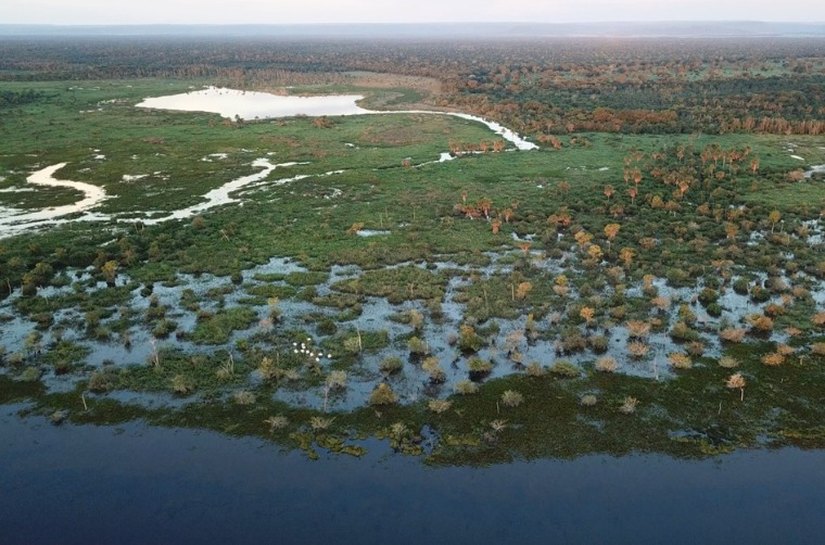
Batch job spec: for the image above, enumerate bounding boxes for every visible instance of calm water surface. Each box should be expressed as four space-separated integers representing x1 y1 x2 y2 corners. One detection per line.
1 406 823 545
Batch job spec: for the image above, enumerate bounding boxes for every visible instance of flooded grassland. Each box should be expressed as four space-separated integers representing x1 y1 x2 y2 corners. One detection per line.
1 80 825 465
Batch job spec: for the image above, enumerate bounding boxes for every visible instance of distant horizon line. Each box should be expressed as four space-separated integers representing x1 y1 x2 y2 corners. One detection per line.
4 20 825 26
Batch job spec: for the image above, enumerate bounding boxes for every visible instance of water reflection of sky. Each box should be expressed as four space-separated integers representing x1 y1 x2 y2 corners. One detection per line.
2 411 824 545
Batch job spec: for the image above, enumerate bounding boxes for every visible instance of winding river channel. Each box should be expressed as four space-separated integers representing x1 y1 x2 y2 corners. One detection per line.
0 87 537 238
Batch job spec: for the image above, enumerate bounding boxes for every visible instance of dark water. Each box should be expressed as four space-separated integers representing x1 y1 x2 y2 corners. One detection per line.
2 407 824 545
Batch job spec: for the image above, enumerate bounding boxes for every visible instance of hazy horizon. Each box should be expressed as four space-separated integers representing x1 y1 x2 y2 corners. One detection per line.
2 0 825 25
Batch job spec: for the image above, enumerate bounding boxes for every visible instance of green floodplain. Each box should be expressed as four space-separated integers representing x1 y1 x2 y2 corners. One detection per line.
1 46 825 465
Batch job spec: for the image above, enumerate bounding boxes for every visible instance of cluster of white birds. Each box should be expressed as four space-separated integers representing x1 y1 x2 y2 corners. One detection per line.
293 338 333 364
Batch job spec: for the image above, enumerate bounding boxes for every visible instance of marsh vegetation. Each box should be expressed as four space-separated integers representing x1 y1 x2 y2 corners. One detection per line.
1 35 824 464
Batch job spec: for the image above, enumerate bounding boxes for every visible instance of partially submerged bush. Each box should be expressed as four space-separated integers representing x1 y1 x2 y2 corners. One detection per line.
468 357 493 379
595 356 618 373
455 380 479 395
668 353 692 370
369 383 398 406
550 360 581 378
379 356 403 375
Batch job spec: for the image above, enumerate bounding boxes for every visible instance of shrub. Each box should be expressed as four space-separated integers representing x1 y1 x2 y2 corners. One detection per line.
264 415 289 432
18 366 42 383
595 356 618 373
455 380 479 395
589 335 609 353
422 357 446 383
761 352 786 366
626 320 651 338
619 396 639 414
325 370 348 391
501 390 524 407
309 416 334 431
407 336 430 356
428 399 452 414
550 360 581 378
749 315 775 333
88 369 117 392
580 394 598 407
668 353 692 370
458 324 484 353
171 374 195 395
526 361 545 377
233 390 256 405
719 328 746 343
468 357 493 379
379 356 403 375
718 356 740 368
627 341 650 359
369 383 398 406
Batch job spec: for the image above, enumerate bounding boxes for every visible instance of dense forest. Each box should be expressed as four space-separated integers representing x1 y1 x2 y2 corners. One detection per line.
2 36 825 136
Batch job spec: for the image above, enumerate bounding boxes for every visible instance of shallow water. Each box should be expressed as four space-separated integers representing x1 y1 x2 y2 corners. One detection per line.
1 410 824 545
137 87 370 119
0 163 111 237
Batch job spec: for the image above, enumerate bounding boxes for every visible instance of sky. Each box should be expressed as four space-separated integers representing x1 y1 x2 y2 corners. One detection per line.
2 0 825 25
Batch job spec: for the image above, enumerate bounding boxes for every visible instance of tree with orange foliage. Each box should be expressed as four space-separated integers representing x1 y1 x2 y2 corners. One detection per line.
619 247 635 267
604 223 621 243
627 186 638 204
603 185 615 200
580 306 595 326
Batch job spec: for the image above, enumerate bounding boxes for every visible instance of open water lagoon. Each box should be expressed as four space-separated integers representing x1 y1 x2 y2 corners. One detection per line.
2 409 824 545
